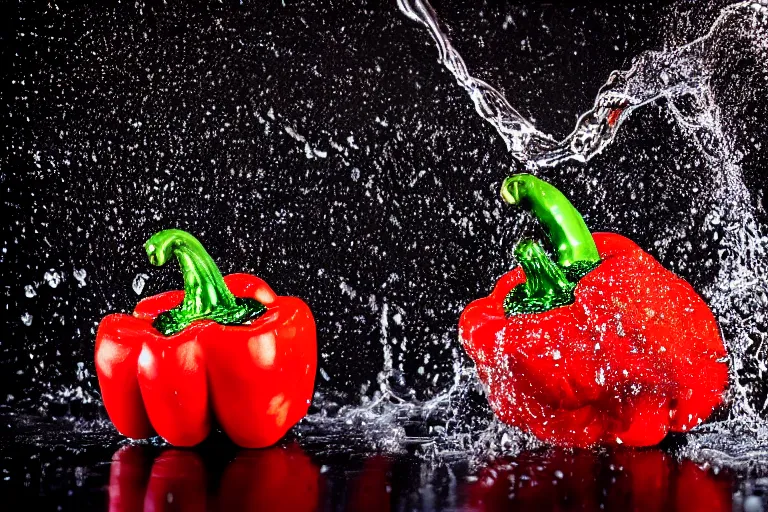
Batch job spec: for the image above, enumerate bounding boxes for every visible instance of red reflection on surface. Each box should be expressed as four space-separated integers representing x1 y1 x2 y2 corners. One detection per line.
144 451 207 512
463 449 733 512
109 446 152 512
346 455 393 512
217 444 320 512
108 443 320 512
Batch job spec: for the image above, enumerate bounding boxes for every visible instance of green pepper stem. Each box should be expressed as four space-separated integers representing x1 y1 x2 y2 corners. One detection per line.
500 174 600 268
145 229 265 336
503 241 579 315
515 241 574 297
501 174 601 315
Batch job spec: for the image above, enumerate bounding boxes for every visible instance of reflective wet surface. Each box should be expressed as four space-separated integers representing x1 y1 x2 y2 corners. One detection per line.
3 415 768 511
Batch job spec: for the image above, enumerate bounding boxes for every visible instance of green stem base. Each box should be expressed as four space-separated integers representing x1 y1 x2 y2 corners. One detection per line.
499 173 602 316
153 297 266 336
503 242 600 316
144 229 267 336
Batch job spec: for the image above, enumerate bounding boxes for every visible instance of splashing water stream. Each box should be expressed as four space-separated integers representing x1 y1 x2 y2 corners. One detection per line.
397 0 767 170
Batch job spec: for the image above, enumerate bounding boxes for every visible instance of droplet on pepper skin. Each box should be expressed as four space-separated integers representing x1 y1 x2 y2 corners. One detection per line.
248 332 277 368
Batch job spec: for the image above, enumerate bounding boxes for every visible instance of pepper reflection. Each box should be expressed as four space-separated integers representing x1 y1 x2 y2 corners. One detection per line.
463 449 733 512
108 442 320 511
345 455 393 512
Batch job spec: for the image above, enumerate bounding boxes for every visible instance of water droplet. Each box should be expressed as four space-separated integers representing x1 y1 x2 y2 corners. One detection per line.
744 496 764 512
44 270 62 288
133 273 149 295
73 268 87 287
76 362 87 381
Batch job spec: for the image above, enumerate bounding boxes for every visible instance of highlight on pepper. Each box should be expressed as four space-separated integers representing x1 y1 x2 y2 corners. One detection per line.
94 229 317 448
458 173 730 448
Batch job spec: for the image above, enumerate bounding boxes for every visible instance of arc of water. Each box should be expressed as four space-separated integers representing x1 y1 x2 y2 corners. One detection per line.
398 0 762 169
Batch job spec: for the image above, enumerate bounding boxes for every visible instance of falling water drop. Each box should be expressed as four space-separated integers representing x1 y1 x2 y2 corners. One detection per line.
73 269 87 287
132 273 149 295
43 270 62 288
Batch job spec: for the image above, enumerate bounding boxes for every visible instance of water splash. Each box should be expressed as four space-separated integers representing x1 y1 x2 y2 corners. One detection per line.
396 0 558 167
72 268 87 288
43 269 62 288
12 0 767 474
398 0 768 170
306 0 768 466
24 284 37 298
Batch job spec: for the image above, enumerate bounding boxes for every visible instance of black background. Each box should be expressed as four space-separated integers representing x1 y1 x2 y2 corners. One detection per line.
4 0 767 421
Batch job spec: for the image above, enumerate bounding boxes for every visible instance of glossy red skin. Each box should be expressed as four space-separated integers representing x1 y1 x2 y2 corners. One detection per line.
459 233 729 448
95 273 317 448
463 449 733 511
107 443 320 512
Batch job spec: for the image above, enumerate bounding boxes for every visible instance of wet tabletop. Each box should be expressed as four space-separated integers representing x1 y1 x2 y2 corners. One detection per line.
3 414 768 512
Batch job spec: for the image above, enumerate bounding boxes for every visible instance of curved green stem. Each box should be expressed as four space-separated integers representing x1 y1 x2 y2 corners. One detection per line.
145 229 265 336
500 174 600 315
503 241 579 315
500 174 599 268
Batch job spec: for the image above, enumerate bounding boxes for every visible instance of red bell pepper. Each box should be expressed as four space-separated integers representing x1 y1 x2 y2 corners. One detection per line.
95 229 317 448
458 174 729 447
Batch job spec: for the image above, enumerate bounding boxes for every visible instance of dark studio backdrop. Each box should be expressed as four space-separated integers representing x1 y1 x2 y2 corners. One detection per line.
3 0 768 425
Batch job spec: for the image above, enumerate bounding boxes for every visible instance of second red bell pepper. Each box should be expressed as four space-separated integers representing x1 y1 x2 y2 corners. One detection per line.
95 229 317 448
458 174 729 447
